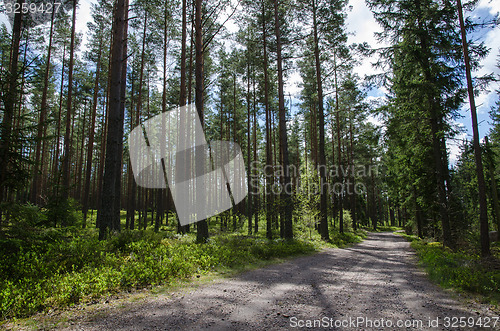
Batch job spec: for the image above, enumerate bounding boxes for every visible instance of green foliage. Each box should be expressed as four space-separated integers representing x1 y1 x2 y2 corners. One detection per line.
294 163 321 239
0 204 370 321
0 228 319 320
399 233 420 242
403 236 500 303
1 202 47 229
340 210 354 232
329 230 366 248
369 0 493 244
45 198 82 227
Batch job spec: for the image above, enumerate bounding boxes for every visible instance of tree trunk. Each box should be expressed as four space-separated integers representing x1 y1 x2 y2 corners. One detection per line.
0 0 24 207
51 44 66 199
414 188 423 237
187 1 195 105
97 0 128 239
457 0 490 256
273 0 293 239
349 120 356 230
180 0 187 106
61 0 77 208
156 1 171 233
130 10 148 231
334 52 343 234
75 101 88 201
253 75 259 234
262 0 273 240
126 65 136 230
82 38 103 227
195 0 209 242
31 1 55 205
115 0 128 230
246 47 252 235
312 0 329 240
485 137 500 232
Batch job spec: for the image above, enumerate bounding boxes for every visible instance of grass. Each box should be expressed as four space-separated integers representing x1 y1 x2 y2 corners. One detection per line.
0 209 367 323
399 233 500 305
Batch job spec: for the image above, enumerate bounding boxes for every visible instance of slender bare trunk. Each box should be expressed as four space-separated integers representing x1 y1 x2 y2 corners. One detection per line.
82 39 103 227
457 0 490 256
31 1 55 204
195 0 209 242
312 0 329 240
274 0 293 239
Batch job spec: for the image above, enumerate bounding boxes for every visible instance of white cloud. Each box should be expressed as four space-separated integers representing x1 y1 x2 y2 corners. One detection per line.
448 135 466 164
458 0 500 138
0 6 10 33
346 0 386 78
366 113 383 128
478 0 500 15
474 15 500 115
285 70 302 98
77 0 95 53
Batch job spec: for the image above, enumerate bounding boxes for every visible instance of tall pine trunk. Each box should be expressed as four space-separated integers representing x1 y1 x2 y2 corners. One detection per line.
261 0 273 240
97 0 128 239
273 0 293 239
195 0 209 242
31 2 56 205
82 38 103 227
177 0 189 234
312 0 329 240
334 52 343 233
61 0 77 208
0 0 24 209
457 0 490 256
246 48 252 235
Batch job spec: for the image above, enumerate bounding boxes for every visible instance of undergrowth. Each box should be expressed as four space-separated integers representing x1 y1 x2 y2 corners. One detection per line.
0 213 366 320
400 234 500 304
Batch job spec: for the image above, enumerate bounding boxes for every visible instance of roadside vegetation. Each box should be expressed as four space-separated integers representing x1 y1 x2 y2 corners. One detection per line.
0 206 366 321
400 233 500 305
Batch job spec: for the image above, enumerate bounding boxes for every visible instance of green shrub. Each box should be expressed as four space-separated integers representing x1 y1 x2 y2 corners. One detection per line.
0 230 320 320
45 198 82 227
0 201 367 321
408 239 500 302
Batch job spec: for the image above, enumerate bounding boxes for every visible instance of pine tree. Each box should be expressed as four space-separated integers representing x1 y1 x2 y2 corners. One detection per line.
97 0 129 239
367 0 471 247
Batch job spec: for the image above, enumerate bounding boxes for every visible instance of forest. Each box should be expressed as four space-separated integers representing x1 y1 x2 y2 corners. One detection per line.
0 0 499 322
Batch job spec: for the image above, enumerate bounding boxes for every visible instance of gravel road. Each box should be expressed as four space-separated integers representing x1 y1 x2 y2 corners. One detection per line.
69 232 496 330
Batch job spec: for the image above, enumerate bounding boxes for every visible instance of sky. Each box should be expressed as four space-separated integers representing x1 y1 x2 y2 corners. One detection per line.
1 0 499 163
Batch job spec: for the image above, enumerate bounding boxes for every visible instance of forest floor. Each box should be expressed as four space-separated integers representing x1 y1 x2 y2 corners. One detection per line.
10 233 500 330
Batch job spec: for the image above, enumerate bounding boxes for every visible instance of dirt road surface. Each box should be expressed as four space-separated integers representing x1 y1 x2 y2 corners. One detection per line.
68 233 496 330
